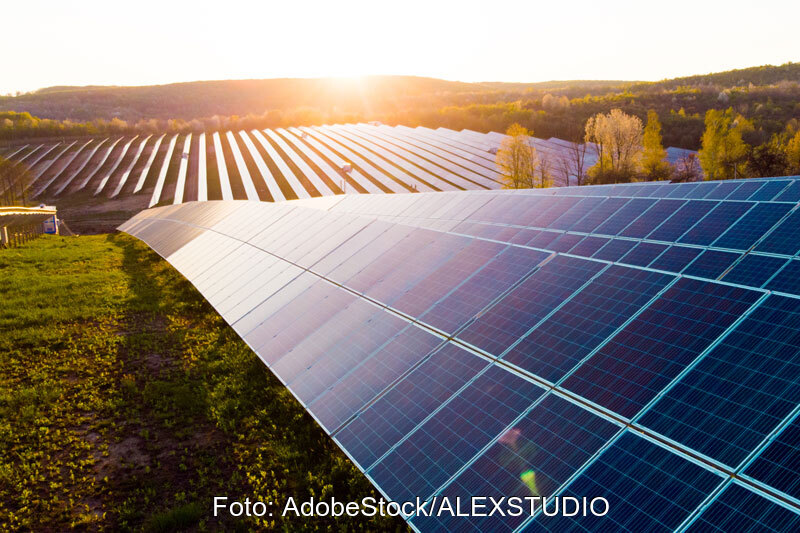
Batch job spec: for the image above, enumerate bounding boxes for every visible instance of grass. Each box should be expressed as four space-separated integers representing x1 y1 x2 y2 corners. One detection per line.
0 234 407 531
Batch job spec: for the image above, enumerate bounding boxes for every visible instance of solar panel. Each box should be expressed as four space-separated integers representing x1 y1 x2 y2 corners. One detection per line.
121 176 800 532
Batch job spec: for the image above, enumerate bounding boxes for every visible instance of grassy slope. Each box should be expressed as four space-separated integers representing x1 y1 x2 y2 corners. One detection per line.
0 235 406 532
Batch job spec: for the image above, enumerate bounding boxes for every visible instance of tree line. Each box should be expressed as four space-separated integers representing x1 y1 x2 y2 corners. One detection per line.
496 106 800 189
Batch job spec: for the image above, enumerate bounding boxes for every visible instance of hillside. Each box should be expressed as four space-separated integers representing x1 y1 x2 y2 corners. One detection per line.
2 63 799 151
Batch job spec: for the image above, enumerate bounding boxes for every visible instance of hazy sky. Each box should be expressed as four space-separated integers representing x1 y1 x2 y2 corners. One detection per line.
3 0 799 93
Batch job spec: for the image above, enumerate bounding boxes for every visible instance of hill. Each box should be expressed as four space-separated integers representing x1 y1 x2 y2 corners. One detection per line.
1 63 799 151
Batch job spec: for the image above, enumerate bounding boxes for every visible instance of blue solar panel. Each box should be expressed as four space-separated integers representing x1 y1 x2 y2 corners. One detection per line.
591 238 637 262
766 259 800 295
620 199 686 238
679 202 753 246
307 324 444 432
638 294 800 467
548 197 605 230
412 394 620 533
744 413 800 501
333 343 489 469
458 255 605 356
748 180 792 202
704 181 742 200
368 364 545 503
618 242 668 267
774 180 800 203
727 181 767 200
683 250 740 279
593 199 656 236
392 239 506 317
685 181 723 199
722 254 789 288
570 197 630 233
546 233 584 253
566 236 609 258
686 483 800 532
123 179 800 533
562 278 761 419
714 203 793 251
755 209 800 256
526 231 562 249
648 200 718 242
649 245 703 273
422 247 551 334
521 431 722 533
503 265 673 383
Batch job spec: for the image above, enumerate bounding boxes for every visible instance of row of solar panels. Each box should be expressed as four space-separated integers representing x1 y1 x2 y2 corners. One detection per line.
0 124 696 207
0 125 510 205
121 178 800 532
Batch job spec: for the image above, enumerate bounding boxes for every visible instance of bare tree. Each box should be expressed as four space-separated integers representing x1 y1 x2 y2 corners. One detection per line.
557 140 589 186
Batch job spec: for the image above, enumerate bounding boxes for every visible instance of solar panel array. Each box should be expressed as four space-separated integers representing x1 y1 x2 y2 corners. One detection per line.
2 124 689 209
120 175 800 532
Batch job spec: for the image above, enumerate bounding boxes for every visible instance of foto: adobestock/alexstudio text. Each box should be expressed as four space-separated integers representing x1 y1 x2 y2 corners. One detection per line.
213 495 610 519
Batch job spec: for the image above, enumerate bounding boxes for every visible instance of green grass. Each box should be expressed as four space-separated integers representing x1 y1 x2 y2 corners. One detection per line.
0 234 407 531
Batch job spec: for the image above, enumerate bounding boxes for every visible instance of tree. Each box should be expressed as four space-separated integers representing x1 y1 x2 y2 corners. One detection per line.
585 109 643 183
642 110 671 180
535 152 553 188
785 129 800 174
673 153 703 182
698 108 753 179
748 141 788 177
496 123 538 189
556 125 589 186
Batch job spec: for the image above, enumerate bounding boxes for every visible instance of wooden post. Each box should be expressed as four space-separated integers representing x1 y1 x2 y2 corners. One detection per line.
0 226 7 248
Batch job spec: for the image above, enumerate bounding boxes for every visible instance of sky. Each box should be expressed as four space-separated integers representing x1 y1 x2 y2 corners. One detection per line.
3 0 799 94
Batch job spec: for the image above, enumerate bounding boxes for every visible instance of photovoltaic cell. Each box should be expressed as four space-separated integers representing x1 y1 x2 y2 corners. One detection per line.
570 197 630 233
714 202 793 251
307 324 444 432
722 254 789 288
422 247 551 334
766 259 800 296
774 180 800 203
727 181 765 200
546 233 584 253
748 180 791 202
618 242 668 267
683 250 740 280
679 202 753 246
566 236 609 258
686 483 800 533
412 394 620 533
562 278 761 419
649 245 703 273
334 343 490 470
591 238 637 262
639 294 800 467
619 199 686 238
755 209 800 256
744 414 800 501
704 180 742 200
592 199 656 236
522 431 722 533
457 255 605 356
502 265 674 383
368 365 545 503
648 201 717 242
